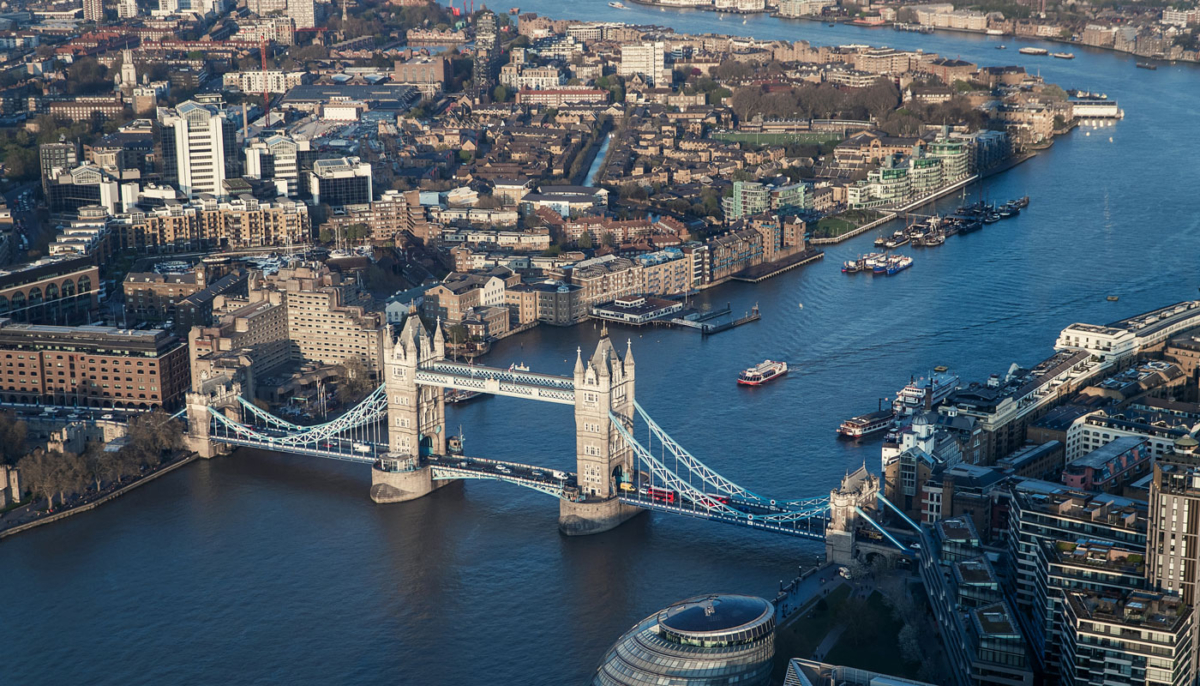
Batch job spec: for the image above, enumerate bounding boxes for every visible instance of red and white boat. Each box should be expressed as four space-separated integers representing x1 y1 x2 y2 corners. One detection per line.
737 360 788 386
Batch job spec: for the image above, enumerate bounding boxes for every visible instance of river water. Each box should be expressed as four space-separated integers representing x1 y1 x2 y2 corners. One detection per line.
4 7 1200 685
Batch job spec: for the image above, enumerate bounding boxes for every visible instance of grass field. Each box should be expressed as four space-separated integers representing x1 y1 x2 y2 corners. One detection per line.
713 131 843 146
812 209 885 239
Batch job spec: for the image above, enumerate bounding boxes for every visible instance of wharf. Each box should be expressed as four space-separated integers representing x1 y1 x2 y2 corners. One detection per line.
701 304 761 336
732 248 824 283
650 303 761 335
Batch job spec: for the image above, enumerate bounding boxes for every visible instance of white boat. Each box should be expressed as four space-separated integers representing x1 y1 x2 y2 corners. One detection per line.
893 370 959 416
738 360 787 386
608 1 628 8
1018 47 1049 55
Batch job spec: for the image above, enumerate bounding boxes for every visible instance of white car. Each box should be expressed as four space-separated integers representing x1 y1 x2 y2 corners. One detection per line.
100 414 114 420
494 464 511 474
352 443 372 454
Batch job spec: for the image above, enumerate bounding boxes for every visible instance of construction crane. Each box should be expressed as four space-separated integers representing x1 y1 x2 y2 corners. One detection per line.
260 37 271 122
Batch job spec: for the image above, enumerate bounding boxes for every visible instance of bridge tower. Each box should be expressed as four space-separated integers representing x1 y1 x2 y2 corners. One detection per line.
825 465 883 565
184 381 242 459
559 330 643 535
370 316 453 503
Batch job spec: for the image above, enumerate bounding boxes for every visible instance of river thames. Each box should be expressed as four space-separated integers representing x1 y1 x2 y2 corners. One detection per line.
4 6 1200 684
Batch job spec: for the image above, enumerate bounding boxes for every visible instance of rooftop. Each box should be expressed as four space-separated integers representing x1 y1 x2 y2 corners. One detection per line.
657 594 773 637
1067 590 1190 632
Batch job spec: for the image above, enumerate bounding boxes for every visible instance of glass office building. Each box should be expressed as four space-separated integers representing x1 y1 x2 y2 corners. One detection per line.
592 594 776 686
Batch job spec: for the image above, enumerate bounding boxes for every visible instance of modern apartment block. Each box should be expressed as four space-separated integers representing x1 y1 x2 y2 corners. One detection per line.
918 516 1034 686
1146 436 1200 606
114 196 311 252
1006 485 1147 669
1061 590 1194 686
940 351 1105 463
286 0 315 29
619 41 667 86
1030 538 1149 678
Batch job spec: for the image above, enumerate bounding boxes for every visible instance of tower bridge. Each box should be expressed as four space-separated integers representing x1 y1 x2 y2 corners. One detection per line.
184 317 899 558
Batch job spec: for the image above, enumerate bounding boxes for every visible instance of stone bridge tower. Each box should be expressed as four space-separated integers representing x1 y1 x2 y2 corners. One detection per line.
825 465 886 566
371 316 452 504
559 330 643 535
184 380 242 459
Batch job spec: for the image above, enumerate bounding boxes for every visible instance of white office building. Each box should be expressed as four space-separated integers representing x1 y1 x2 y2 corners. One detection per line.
157 101 238 199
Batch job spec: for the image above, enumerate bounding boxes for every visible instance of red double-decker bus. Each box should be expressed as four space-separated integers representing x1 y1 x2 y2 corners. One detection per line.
645 486 676 504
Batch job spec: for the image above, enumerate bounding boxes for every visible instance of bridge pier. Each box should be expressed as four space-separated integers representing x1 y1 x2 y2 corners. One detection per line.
370 457 451 504
558 497 643 536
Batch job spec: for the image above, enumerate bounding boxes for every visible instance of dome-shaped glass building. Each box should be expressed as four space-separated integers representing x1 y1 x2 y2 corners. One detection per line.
592 594 776 686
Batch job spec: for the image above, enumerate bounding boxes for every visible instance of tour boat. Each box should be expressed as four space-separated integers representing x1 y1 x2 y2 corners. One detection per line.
608 1 628 8
893 371 959 416
1051 52 1075 59
1136 62 1157 70
737 360 788 386
838 410 895 439
1018 47 1048 55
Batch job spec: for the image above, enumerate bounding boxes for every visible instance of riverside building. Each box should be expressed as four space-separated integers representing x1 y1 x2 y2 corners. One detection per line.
592 594 775 686
0 319 190 410
1061 590 1194 686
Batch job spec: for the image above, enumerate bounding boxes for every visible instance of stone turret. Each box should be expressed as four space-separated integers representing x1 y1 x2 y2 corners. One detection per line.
825 465 882 565
371 317 451 503
560 332 643 535
184 381 242 458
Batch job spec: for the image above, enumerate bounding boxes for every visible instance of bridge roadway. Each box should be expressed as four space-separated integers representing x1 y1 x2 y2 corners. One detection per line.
426 453 578 499
618 494 829 541
415 362 576 405
207 422 386 464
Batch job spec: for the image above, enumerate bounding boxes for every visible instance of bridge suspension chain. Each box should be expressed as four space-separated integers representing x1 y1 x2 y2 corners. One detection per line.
632 401 827 508
612 412 829 524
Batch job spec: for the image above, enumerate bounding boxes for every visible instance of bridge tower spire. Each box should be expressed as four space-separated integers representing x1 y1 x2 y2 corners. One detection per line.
559 334 642 535
370 316 452 503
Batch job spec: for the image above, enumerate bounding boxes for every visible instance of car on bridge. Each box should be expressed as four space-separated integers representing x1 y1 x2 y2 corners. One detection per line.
494 464 511 474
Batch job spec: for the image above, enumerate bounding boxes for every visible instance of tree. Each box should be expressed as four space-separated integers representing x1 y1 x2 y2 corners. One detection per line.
338 356 374 399
346 223 370 242
124 410 184 469
600 231 616 248
0 411 27 465
577 231 593 249
493 85 509 102
82 442 106 491
319 227 334 243
446 324 469 345
17 450 57 510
